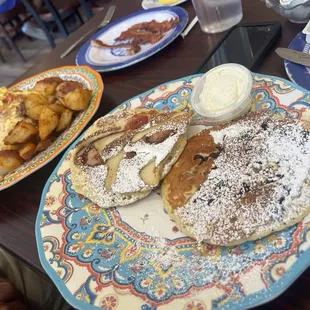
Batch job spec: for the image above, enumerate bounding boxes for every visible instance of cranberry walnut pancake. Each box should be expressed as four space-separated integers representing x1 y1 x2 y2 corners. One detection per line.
70 109 191 207
162 111 310 246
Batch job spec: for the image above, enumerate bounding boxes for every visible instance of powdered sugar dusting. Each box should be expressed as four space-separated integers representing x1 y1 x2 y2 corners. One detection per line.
73 165 137 206
71 110 190 207
175 112 310 245
112 129 181 194
142 238 277 291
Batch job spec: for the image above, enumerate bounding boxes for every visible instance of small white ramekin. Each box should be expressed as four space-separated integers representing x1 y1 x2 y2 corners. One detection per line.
191 63 253 124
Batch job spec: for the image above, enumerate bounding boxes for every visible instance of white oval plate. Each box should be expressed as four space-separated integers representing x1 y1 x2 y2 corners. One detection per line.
76 7 188 72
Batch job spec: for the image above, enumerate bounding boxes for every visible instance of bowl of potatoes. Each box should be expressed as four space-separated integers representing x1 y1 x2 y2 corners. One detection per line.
0 66 104 190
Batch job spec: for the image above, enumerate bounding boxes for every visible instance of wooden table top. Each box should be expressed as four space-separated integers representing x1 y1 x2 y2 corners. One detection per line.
1 0 310 308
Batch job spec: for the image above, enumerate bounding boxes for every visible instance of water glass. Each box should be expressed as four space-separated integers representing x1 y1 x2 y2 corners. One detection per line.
191 0 243 34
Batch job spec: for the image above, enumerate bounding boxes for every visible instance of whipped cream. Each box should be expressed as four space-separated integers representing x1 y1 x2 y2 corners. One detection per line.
192 64 253 123
199 68 248 114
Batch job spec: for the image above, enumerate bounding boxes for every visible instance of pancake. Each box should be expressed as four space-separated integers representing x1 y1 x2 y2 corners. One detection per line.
162 111 310 246
70 108 191 208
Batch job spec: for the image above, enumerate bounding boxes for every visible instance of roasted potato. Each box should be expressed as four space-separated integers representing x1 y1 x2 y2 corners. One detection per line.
19 142 37 161
48 96 57 104
24 92 48 108
0 77 89 176
33 77 63 96
49 102 66 115
64 88 92 111
0 150 24 176
39 107 59 140
24 92 48 120
56 109 73 132
56 81 83 98
0 144 19 151
4 121 38 145
35 135 56 152
26 104 45 120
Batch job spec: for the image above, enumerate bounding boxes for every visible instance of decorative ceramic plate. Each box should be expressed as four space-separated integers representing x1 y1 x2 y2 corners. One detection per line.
0 66 103 191
285 32 310 90
76 7 188 72
142 0 187 10
36 74 310 310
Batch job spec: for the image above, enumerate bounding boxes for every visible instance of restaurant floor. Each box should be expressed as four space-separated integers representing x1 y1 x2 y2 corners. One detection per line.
0 2 109 86
0 36 53 86
0 14 85 86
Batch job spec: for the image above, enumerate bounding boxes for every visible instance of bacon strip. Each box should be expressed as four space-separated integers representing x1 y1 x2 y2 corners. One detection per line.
91 18 179 55
90 40 141 55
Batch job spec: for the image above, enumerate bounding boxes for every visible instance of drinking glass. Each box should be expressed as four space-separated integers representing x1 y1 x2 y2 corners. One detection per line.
192 0 243 34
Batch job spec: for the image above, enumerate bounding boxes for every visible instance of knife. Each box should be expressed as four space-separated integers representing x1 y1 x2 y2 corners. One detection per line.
180 16 198 39
60 5 116 59
275 47 310 67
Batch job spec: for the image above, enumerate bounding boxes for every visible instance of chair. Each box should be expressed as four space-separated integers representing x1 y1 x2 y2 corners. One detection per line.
0 42 6 63
39 0 84 37
20 0 56 48
77 0 93 20
0 2 31 62
20 0 87 49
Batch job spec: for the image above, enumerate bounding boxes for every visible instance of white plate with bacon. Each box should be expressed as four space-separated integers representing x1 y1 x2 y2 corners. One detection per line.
76 7 188 72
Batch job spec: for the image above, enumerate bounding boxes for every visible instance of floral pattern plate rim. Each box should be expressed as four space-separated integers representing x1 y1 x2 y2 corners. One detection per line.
0 66 104 191
141 0 187 10
36 73 310 310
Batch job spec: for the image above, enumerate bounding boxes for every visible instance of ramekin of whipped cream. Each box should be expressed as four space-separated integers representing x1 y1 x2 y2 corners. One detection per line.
191 63 253 123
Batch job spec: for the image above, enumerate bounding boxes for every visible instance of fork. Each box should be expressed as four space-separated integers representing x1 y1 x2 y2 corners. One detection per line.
60 5 116 59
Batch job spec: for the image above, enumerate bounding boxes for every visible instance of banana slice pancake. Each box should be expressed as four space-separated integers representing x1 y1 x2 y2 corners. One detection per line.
162 111 310 246
70 109 191 208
